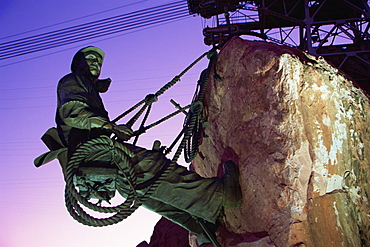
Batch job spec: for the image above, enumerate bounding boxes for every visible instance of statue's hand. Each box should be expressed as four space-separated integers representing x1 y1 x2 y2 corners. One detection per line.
112 124 133 141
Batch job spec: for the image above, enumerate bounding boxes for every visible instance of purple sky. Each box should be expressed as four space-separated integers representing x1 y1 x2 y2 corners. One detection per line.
0 1 211 246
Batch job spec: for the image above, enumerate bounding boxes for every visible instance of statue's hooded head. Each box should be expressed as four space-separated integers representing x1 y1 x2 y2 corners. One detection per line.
71 46 105 78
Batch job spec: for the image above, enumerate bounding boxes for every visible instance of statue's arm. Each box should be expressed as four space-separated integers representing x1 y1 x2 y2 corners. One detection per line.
57 74 132 140
59 100 114 131
57 74 114 130
59 101 132 140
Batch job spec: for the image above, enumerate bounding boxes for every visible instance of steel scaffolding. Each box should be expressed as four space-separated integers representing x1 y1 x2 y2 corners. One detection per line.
188 0 370 93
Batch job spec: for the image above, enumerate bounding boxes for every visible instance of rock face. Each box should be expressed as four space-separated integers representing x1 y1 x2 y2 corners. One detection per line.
190 37 370 247
145 37 370 247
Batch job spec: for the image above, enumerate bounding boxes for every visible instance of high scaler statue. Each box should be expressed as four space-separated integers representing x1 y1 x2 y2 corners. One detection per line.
35 46 241 246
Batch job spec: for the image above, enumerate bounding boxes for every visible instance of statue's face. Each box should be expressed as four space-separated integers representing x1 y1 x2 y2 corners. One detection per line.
84 53 102 77
76 52 102 77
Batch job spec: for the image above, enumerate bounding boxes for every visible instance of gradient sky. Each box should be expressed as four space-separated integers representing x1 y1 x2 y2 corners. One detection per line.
0 1 212 246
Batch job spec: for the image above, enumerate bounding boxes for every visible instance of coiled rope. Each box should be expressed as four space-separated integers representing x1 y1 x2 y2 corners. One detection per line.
183 51 216 162
65 136 139 226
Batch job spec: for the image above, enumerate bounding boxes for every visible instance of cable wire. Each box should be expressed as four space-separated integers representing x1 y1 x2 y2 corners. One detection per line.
0 2 185 50
0 0 149 41
1 10 188 59
0 15 190 67
0 1 190 60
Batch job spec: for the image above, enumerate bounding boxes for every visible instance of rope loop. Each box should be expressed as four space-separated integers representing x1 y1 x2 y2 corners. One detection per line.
64 135 178 227
64 135 141 227
189 100 203 114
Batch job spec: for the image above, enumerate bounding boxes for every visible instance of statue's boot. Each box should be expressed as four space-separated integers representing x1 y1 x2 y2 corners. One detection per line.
222 160 242 208
196 161 241 246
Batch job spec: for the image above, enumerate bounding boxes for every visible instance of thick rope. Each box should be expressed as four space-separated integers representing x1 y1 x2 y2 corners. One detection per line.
64 135 179 227
132 103 152 145
111 99 146 123
112 50 209 124
64 136 143 227
182 50 217 162
66 137 135 212
154 51 209 98
133 104 192 137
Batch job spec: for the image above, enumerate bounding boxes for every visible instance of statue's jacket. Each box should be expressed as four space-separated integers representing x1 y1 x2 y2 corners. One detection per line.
35 72 111 169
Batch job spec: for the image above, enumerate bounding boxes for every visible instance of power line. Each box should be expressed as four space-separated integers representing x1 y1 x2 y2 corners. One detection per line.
0 0 149 41
0 1 190 60
0 2 185 51
0 1 185 48
1 10 188 59
0 15 190 68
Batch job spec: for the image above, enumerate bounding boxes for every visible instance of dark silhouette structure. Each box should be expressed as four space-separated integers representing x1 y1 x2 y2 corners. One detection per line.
188 0 370 93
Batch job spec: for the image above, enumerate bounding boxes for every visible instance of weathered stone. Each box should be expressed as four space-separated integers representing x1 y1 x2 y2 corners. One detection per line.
190 36 370 247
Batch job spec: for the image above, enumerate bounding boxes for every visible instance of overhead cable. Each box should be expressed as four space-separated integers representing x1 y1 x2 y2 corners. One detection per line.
0 0 149 41
0 1 185 49
0 1 190 60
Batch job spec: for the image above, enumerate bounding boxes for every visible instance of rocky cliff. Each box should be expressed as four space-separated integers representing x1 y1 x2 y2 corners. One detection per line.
145 36 370 247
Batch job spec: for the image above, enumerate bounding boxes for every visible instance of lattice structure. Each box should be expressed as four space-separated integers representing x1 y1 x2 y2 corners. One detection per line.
188 0 370 93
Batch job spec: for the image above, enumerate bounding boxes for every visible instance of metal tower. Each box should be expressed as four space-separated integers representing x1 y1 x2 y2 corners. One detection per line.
188 0 370 93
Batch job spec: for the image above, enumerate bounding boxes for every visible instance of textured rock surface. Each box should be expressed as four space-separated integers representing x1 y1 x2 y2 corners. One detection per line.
189 37 370 247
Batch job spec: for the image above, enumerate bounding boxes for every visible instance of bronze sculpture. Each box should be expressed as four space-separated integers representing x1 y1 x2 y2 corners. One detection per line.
35 46 241 246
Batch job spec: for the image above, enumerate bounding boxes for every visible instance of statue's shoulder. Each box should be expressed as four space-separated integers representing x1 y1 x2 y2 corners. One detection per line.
58 73 90 90
59 72 85 83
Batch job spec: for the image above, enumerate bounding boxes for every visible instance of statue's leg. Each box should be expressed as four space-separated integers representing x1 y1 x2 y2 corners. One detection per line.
139 197 203 234
149 165 223 223
118 181 218 245
118 143 224 224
